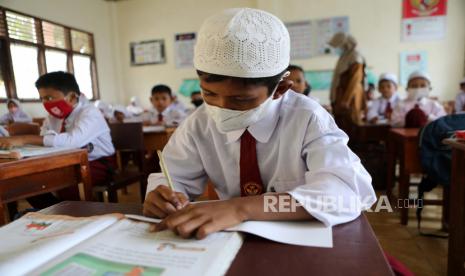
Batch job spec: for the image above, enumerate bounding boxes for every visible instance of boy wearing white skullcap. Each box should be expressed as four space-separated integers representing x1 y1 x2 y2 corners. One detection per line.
366 73 400 124
143 8 375 238
391 70 446 127
454 77 465 114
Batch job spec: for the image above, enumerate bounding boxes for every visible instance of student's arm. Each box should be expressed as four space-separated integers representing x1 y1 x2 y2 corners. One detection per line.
428 101 447 121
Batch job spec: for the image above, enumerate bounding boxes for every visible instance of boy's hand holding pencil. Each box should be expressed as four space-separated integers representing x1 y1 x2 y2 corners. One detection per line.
143 151 189 218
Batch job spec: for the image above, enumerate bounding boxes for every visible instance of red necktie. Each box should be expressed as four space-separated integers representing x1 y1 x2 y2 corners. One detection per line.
158 113 163 122
385 102 392 116
240 129 264 196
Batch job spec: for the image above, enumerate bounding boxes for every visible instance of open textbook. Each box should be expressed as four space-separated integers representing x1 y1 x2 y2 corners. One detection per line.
0 145 68 159
0 213 243 276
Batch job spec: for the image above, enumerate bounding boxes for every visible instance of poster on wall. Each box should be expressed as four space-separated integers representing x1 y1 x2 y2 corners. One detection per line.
401 0 447 42
286 20 314 60
315 16 349 56
399 51 428 86
174 32 196 68
130 40 165 66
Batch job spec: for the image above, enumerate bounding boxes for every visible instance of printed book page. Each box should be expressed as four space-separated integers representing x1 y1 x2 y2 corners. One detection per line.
0 213 121 276
36 218 243 276
0 145 70 159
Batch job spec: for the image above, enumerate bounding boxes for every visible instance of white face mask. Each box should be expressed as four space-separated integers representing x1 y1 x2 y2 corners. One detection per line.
407 87 429 101
204 96 274 133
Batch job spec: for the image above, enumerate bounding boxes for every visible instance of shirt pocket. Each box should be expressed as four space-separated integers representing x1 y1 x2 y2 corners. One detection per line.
268 178 304 193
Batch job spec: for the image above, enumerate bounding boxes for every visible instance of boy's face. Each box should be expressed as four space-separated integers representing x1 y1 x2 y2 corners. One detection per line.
199 76 270 111
408 78 430 89
38 87 78 106
7 102 18 113
150 92 172 113
287 69 306 94
378 80 396 99
114 111 125 123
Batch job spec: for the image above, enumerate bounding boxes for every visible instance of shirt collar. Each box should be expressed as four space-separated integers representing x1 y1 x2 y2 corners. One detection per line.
225 96 281 144
64 100 83 124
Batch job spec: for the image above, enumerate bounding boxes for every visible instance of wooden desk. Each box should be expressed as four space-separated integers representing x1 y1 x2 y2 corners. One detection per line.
0 149 91 225
143 127 176 151
444 139 465 276
41 201 394 275
351 123 391 144
386 128 422 225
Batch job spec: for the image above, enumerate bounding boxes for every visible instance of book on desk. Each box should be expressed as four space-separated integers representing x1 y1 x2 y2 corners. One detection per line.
0 145 70 160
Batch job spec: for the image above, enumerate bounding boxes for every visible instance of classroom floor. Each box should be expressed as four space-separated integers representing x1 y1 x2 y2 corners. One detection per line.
16 182 448 276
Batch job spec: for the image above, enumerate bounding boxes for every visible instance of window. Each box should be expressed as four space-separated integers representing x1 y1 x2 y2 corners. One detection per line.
45 50 67 72
10 43 40 99
73 54 93 99
0 6 99 101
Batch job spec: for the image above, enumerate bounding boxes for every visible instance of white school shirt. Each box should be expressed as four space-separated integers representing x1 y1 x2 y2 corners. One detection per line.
366 94 400 121
144 105 186 126
160 92 376 227
390 97 447 127
0 109 32 125
455 91 465 114
41 96 115 161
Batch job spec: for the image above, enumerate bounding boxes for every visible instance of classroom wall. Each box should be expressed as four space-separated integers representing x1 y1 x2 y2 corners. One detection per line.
0 0 123 117
114 0 465 107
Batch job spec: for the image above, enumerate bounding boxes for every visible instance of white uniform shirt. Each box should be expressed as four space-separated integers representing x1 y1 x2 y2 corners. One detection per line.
41 96 115 161
145 105 186 126
366 94 400 121
391 97 447 127
160 92 376 227
455 91 465 114
0 110 32 124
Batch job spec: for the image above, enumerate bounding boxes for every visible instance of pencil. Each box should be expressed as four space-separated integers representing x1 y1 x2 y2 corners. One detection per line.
157 150 175 191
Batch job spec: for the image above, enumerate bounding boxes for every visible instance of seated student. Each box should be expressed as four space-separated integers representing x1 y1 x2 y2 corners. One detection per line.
94 100 113 121
127 96 145 116
190 91 204 108
143 8 376 238
0 71 116 208
0 99 32 125
455 77 465 114
144 85 186 126
286 64 318 102
391 71 446 127
366 73 400 124
110 105 142 124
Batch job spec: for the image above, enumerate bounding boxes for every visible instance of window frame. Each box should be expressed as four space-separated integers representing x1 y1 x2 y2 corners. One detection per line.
0 6 100 103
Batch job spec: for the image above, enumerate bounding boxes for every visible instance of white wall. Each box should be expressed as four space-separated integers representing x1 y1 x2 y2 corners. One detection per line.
114 0 465 106
0 0 122 117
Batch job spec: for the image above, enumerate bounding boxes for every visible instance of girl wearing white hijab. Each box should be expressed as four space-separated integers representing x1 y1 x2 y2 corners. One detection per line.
0 99 32 125
126 96 145 116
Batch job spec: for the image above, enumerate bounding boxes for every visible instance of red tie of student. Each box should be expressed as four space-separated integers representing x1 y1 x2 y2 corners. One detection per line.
158 113 163 122
240 129 264 196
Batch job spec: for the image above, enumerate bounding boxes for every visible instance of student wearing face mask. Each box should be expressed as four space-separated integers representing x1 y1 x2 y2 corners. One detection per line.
390 71 446 127
0 99 32 125
0 71 116 208
143 8 376 239
366 73 400 124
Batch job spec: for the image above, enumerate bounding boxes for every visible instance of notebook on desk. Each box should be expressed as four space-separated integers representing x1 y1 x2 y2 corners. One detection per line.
0 145 68 160
0 213 243 276
143 125 166 133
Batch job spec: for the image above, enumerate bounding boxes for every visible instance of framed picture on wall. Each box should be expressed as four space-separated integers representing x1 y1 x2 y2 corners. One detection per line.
130 39 166 66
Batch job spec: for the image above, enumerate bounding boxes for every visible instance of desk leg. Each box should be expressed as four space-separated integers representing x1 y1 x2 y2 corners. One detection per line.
448 150 465 276
80 155 93 201
386 139 397 201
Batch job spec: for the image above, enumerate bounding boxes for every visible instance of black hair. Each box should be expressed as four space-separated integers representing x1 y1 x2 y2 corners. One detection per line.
151 84 172 96
197 69 287 95
191 90 201 96
287 64 304 73
35 71 81 95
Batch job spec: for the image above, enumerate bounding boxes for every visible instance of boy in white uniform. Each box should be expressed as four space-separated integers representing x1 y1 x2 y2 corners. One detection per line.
143 8 376 239
454 77 465 114
366 73 400 124
391 71 446 127
144 84 187 126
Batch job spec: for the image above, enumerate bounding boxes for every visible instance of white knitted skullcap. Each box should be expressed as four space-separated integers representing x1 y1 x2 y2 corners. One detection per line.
379 73 398 86
194 8 290 78
408 70 431 83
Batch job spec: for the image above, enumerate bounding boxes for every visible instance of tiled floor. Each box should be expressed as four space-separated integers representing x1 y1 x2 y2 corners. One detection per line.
15 182 448 275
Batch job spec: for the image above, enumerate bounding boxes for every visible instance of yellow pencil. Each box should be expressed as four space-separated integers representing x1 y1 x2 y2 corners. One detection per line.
157 150 175 191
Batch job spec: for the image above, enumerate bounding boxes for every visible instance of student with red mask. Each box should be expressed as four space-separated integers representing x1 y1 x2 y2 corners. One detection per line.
0 71 115 208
